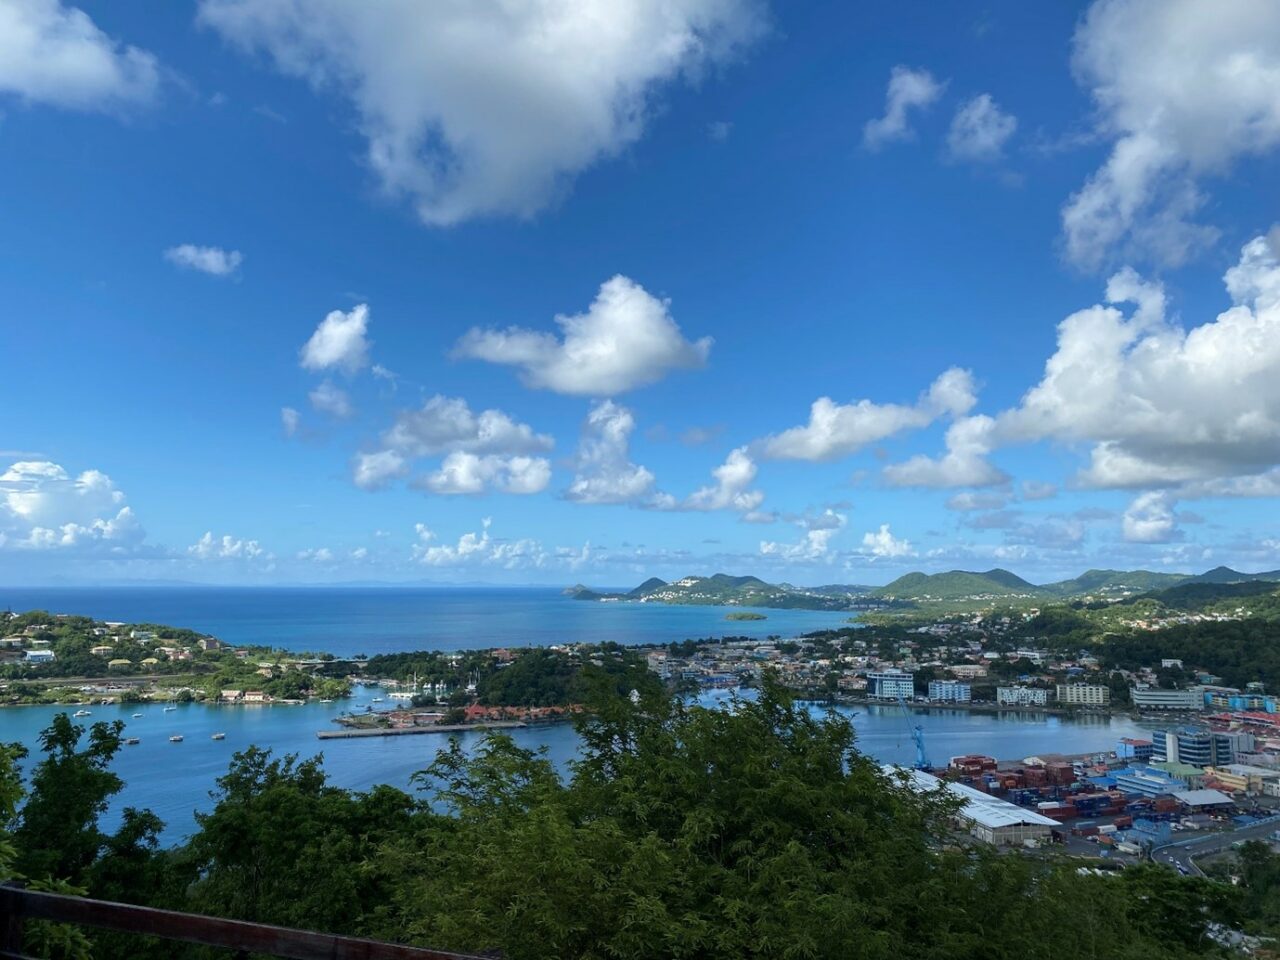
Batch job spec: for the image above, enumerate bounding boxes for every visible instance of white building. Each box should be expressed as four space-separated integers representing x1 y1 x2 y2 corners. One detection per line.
928 679 971 703
24 649 56 663
1129 687 1201 710
1056 683 1110 706
892 768 1058 845
867 670 915 700
997 686 1048 707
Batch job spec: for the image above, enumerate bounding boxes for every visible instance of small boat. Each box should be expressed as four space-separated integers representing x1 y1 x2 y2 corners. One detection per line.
168 735 183 743
125 737 140 746
211 732 226 741
73 709 92 717
132 712 143 718
163 706 177 712
319 699 333 703
371 697 384 703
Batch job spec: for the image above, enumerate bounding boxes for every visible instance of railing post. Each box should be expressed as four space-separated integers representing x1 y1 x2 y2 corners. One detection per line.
0 881 26 956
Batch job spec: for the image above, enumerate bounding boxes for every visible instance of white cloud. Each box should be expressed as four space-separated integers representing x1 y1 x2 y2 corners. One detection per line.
997 236 1280 491
862 65 945 150
308 380 353 419
189 531 265 560
382 395 552 457
761 368 976 462
883 415 1008 489
418 452 551 496
198 0 764 226
1122 491 1178 543
0 460 144 552
351 449 408 491
455 275 711 395
350 546 368 560
945 491 1009 512
281 406 300 437
1063 0 1280 269
299 304 371 374
565 400 657 504
163 244 243 276
860 523 915 559
297 546 335 563
947 93 1016 162
0 0 159 110
411 518 549 570
1020 480 1058 501
760 510 846 561
681 447 764 512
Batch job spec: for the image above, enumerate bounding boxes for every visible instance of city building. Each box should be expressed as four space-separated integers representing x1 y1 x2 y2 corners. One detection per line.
23 649 55 663
1129 687 1201 710
896 768 1058 845
1151 727 1255 768
928 679 971 703
1171 789 1235 813
1116 737 1154 762
1056 683 1110 706
1206 764 1280 794
1113 765 1188 798
1202 687 1279 713
997 686 1048 707
867 670 915 700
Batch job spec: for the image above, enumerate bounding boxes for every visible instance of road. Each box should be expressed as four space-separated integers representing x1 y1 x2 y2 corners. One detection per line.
1151 816 1280 876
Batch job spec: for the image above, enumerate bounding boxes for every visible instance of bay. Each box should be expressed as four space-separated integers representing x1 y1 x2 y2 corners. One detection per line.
2 688 1153 844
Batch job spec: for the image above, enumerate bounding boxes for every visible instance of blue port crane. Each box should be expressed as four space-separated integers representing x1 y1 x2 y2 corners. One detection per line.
895 694 930 770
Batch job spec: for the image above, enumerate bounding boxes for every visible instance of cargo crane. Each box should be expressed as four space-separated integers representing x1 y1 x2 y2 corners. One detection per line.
895 693 930 770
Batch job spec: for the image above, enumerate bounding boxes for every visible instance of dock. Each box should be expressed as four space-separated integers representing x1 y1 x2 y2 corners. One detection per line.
316 721 527 740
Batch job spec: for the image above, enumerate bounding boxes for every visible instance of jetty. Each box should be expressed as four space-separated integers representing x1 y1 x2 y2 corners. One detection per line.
316 720 527 740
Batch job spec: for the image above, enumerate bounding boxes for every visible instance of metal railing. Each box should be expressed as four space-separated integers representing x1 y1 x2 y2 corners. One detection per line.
0 882 488 960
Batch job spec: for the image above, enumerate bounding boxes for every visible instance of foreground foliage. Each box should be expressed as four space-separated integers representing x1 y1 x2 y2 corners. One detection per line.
0 684 1263 958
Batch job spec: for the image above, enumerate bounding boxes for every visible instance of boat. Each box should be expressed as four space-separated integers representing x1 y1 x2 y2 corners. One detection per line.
132 713 143 718
371 697 384 702
125 737 140 746
163 706 177 712
319 699 333 703
73 709 91 717
211 732 226 741
168 735 183 743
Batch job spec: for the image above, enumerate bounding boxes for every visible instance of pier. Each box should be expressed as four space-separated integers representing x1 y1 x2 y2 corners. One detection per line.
316 721 527 740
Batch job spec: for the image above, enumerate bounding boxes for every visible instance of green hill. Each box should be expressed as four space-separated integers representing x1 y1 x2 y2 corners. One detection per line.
1188 565 1280 584
872 569 1045 601
1042 568 1188 597
627 577 668 598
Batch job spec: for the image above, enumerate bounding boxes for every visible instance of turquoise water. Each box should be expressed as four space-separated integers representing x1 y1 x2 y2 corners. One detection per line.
0 586 856 655
2 686 1152 843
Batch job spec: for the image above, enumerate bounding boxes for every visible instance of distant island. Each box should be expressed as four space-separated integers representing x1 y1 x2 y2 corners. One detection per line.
725 611 767 621
565 565 1280 613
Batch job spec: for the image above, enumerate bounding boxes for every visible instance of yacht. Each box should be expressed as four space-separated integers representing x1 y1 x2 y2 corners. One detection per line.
131 712 144 718
73 709 92 717
168 735 184 743
163 705 177 712
124 737 140 746
211 732 226 741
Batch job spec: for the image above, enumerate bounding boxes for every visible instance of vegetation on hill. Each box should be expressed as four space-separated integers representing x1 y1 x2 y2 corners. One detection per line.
1 684 1260 959
1041 568 1189 596
872 568 1045 601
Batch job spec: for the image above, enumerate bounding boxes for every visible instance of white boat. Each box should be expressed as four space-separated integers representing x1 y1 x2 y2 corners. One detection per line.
211 732 226 741
163 706 177 712
131 713 143 718
371 697 384 702
168 735 183 743
73 709 92 717
125 737 140 746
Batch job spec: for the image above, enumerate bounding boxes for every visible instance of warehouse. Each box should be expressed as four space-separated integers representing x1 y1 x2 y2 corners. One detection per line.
891 768 1060 846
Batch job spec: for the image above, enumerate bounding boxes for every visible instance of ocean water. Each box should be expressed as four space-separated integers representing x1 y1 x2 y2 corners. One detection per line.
1 689 1152 843
0 586 857 655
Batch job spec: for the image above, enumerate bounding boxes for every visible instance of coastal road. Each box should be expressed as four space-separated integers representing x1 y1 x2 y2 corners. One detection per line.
1151 816 1280 876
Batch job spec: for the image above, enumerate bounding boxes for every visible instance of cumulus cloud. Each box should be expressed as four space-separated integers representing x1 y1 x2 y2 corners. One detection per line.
860 523 915 559
0 0 160 110
883 415 1008 489
411 518 548 569
198 0 764 225
351 449 408 491
1063 0 1280 269
759 367 977 462
997 236 1280 491
565 400 656 504
0 460 144 552
163 244 243 276
189 531 265 560
1122 491 1179 543
280 406 300 437
455 275 711 395
760 510 846 561
299 304 371 374
947 93 1016 162
382 396 552 457
945 491 1010 512
862 65 945 150
297 546 335 563
308 380 353 419
680 447 764 513
417 452 551 496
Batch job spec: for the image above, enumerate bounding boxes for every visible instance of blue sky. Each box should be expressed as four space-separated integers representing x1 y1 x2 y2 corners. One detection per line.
2 0 1280 586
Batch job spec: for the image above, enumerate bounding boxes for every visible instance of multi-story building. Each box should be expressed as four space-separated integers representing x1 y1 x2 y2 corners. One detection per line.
1201 687 1279 713
1113 765 1188 798
997 685 1048 707
1129 687 1202 710
1206 764 1280 794
1151 727 1255 768
928 679 971 703
1056 683 1110 707
1116 737 1154 762
867 670 915 700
